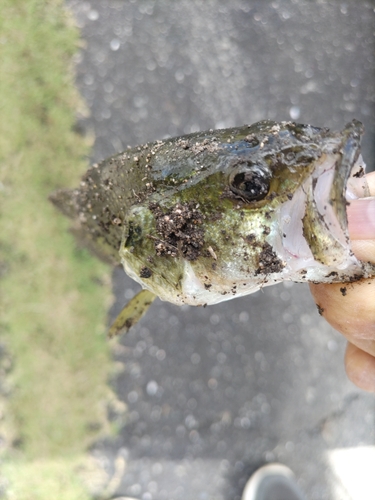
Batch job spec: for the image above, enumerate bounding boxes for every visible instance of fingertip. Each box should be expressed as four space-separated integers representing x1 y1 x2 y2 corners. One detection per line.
366 171 375 196
345 342 375 393
309 282 351 332
309 280 375 342
347 198 375 241
351 239 375 264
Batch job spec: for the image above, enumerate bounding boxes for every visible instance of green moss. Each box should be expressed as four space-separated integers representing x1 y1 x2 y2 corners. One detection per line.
0 0 112 494
2 458 92 500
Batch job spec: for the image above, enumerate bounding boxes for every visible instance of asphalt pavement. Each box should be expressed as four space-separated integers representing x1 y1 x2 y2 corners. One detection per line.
68 1 375 499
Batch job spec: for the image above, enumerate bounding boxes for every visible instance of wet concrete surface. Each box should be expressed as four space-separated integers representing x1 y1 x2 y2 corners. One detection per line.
68 1 375 499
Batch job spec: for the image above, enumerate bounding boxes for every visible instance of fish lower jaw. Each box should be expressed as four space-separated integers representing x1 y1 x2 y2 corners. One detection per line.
122 250 373 308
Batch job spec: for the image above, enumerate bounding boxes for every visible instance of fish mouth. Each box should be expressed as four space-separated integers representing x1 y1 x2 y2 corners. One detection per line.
311 120 367 251
275 120 368 273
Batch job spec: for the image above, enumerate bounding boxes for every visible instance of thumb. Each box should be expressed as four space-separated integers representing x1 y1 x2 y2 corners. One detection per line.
347 172 375 263
347 197 375 240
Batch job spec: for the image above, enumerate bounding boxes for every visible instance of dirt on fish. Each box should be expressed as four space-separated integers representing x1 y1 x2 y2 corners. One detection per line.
149 202 205 261
255 242 285 275
140 266 152 278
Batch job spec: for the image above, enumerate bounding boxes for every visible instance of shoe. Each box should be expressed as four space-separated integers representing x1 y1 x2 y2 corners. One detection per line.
241 463 307 500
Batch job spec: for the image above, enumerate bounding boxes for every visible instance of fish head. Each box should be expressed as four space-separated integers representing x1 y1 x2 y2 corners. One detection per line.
120 119 368 305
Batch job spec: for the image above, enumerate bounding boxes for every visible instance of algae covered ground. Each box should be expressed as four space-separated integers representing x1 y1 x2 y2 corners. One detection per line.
0 0 113 497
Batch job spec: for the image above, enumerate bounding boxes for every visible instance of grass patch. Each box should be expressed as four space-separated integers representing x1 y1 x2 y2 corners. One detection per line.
2 458 92 500
0 0 113 494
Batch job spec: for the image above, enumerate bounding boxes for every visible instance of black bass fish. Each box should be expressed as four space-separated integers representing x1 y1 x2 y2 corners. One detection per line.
50 120 374 335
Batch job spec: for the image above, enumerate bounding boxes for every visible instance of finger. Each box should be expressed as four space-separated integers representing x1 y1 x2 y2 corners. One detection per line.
345 341 375 392
309 171 375 390
366 171 375 195
347 198 375 240
351 240 375 264
347 176 375 262
309 279 375 354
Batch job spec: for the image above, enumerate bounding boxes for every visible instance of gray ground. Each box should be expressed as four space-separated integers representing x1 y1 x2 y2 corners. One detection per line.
69 1 375 499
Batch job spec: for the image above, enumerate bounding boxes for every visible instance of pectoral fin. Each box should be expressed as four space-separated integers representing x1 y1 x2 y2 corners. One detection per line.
108 289 156 338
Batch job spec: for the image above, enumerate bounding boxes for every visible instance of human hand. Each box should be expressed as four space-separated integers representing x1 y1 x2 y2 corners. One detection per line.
309 172 375 392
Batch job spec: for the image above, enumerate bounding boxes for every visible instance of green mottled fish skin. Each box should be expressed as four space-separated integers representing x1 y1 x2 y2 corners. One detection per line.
51 119 372 307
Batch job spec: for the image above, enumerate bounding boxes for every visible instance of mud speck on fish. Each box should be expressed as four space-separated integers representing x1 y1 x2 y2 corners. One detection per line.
149 202 205 261
140 266 152 278
256 242 285 275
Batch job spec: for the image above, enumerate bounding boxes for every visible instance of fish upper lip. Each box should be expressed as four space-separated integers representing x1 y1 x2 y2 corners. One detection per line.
339 120 363 170
325 120 364 192
325 120 364 243
336 121 364 199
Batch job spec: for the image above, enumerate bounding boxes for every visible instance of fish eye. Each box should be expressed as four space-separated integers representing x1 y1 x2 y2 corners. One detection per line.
229 162 270 201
